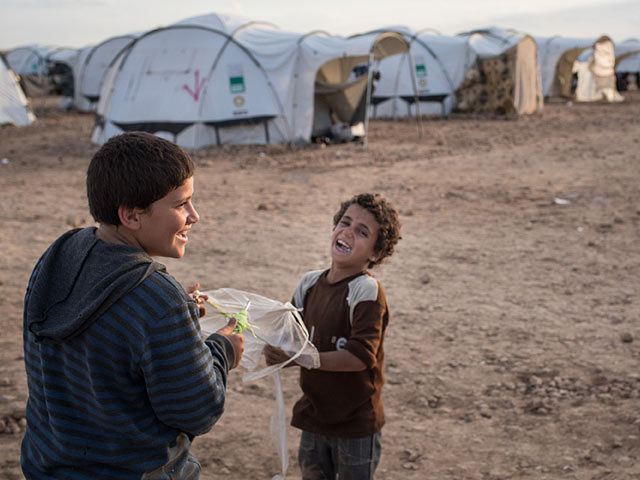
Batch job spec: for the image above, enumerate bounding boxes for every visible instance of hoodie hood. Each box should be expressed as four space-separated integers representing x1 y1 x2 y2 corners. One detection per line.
25 227 166 343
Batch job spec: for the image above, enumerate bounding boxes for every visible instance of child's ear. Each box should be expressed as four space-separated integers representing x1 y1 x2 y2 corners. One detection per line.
369 250 382 263
118 206 142 230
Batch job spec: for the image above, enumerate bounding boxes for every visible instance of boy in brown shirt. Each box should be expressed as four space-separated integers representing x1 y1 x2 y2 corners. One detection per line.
265 193 401 480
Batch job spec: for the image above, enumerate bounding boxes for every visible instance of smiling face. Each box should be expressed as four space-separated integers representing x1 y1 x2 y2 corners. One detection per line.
136 176 199 258
330 203 381 280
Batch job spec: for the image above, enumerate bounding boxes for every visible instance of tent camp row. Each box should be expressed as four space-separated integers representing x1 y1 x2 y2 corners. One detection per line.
370 27 544 119
3 13 634 148
367 27 544 119
370 27 629 121
90 22 551 149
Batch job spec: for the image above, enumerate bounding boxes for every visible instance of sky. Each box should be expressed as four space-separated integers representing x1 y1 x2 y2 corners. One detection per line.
1 0 638 51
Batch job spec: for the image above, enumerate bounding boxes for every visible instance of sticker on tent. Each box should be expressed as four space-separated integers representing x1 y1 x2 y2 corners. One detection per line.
414 56 427 78
228 64 246 94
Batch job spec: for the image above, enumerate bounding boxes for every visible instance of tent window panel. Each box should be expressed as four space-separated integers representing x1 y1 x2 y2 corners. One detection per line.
215 121 272 145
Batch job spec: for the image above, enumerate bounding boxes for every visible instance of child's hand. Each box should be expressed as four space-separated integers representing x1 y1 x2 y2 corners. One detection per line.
187 283 208 318
216 317 245 369
263 345 293 366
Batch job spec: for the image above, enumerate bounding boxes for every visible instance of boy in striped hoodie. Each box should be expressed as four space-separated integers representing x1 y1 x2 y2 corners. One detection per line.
21 132 244 479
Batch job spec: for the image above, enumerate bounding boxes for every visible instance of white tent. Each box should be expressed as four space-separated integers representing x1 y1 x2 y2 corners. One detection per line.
536 36 595 98
615 38 640 90
572 36 623 102
455 27 543 115
0 56 35 126
92 13 408 148
5 44 77 97
72 34 140 112
359 27 476 118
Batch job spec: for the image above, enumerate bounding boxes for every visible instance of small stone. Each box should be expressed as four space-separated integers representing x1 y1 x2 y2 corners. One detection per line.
505 425 521 438
404 449 421 462
479 409 492 419
66 215 84 227
6 417 21 434
10 402 26 419
620 332 633 343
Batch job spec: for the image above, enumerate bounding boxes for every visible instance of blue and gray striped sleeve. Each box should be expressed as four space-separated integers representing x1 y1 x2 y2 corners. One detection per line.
137 273 232 436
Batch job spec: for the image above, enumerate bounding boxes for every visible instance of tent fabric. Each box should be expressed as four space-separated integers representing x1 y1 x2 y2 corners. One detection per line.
0 56 35 126
573 36 623 102
72 34 139 112
92 13 408 148
359 27 476 118
455 27 543 115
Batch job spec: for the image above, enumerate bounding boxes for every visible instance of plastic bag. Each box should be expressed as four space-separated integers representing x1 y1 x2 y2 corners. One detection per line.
199 288 319 479
200 287 319 380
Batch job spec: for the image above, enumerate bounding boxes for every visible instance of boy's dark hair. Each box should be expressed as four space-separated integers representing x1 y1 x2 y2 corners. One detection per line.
87 132 195 225
333 193 402 268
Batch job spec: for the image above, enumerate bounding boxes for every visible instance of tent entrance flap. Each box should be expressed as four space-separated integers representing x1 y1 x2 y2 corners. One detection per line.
205 115 276 145
314 75 369 124
311 56 373 138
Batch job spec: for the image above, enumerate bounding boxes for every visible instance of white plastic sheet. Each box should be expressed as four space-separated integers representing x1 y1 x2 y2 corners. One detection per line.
199 288 319 479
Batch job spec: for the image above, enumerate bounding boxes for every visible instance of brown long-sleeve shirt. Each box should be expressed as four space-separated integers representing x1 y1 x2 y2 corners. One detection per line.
291 269 389 437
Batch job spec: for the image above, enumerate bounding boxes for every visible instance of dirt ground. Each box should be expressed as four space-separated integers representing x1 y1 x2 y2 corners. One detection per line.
1 92 639 480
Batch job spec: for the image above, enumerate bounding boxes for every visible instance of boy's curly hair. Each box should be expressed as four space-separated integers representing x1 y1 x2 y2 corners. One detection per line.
333 193 402 268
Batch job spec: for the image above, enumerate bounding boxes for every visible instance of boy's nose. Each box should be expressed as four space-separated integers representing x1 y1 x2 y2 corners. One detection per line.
188 205 200 224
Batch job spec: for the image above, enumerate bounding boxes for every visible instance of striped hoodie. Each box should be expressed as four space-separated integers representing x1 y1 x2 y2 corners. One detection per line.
21 227 235 479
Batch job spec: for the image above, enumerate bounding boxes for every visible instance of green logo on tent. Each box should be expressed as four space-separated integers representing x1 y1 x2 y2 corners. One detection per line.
415 64 427 78
229 76 245 94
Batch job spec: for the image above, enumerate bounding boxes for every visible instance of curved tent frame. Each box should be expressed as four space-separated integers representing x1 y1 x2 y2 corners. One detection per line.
73 34 139 112
94 23 288 148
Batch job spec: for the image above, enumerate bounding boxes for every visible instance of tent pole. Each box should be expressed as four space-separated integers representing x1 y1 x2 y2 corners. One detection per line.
363 51 374 152
407 53 423 139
